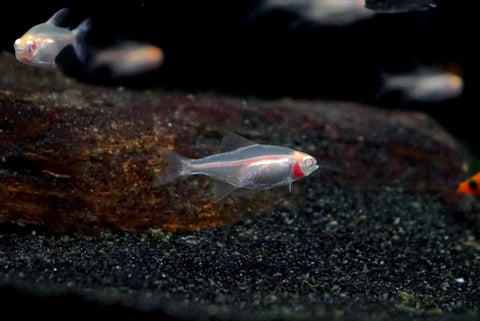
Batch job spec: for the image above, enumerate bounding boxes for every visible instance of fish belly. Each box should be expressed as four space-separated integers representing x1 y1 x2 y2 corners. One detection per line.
190 159 292 189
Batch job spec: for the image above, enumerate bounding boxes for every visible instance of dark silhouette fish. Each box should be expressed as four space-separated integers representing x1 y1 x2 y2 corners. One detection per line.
365 0 436 13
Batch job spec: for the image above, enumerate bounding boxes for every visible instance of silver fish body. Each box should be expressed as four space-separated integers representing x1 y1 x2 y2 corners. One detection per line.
379 68 463 103
13 8 90 68
155 138 318 200
264 0 375 26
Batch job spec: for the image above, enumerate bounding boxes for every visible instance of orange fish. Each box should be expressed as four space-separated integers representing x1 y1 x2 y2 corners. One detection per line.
458 172 480 197
91 41 164 77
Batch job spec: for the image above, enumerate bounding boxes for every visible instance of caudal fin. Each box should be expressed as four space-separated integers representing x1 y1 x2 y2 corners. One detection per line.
73 18 91 62
153 149 190 187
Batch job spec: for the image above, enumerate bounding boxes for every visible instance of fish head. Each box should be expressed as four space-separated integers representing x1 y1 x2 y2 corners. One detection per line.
458 174 480 197
292 151 319 179
445 74 463 97
13 24 61 68
14 34 38 66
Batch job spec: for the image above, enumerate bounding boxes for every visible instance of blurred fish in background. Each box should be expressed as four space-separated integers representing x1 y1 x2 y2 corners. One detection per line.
376 65 464 104
90 41 164 77
365 0 436 13
261 0 376 26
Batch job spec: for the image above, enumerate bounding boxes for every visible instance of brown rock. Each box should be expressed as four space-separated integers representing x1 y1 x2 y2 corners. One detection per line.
0 52 469 232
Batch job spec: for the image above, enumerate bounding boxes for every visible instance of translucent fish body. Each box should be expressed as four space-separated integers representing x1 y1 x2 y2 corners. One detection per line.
13 8 90 68
155 139 318 200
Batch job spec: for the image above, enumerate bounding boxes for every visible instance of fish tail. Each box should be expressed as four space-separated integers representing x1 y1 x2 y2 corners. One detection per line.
153 149 190 186
72 18 91 62
375 68 394 101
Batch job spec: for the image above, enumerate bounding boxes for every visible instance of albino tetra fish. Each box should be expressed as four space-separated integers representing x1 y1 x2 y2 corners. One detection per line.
13 8 90 68
378 67 463 103
91 41 164 77
154 133 319 200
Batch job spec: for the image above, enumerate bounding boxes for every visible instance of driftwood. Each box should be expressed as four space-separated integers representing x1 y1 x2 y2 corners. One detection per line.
0 53 468 232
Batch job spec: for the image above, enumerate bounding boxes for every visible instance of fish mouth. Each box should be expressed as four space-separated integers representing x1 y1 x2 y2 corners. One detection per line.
308 164 319 175
13 39 26 61
13 38 21 50
13 39 25 54
13 39 33 65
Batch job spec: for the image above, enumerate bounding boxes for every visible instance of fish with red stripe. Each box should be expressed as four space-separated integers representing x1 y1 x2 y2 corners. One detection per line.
13 8 90 68
154 133 318 200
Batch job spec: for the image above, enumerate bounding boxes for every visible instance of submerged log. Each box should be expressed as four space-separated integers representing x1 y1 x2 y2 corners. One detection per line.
0 52 469 232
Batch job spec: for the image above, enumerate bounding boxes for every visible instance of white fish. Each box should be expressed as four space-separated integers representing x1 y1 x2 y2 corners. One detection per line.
378 68 463 103
263 0 376 26
13 8 90 68
91 41 164 77
154 133 318 200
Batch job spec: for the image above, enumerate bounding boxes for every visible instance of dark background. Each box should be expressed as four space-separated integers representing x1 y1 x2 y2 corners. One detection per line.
0 2 478 318
1 0 477 157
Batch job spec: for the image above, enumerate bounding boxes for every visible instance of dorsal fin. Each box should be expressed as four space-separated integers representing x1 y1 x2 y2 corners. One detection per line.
46 8 69 26
220 131 257 152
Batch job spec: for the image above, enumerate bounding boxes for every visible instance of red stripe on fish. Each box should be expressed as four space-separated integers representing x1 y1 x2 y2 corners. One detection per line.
292 162 304 178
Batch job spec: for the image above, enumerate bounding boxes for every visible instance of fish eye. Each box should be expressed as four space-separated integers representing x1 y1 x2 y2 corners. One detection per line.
304 158 315 167
27 41 36 53
468 179 478 191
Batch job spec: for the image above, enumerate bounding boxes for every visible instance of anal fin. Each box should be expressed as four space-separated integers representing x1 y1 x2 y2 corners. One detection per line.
211 179 237 202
